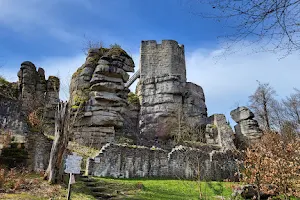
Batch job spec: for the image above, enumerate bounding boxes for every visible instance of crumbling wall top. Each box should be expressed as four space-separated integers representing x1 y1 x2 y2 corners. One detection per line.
141 40 184 50
140 40 186 81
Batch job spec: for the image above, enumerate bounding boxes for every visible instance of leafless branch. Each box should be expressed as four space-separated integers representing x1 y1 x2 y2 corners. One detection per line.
184 0 300 56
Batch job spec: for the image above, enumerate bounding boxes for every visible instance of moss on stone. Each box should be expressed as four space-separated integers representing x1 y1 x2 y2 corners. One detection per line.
0 79 19 99
86 56 100 65
73 94 89 106
105 47 131 58
72 66 84 79
128 92 139 105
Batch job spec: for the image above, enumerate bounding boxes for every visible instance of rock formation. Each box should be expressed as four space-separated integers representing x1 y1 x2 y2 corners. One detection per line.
69 47 135 148
0 61 59 172
206 114 236 150
230 106 263 149
17 61 60 136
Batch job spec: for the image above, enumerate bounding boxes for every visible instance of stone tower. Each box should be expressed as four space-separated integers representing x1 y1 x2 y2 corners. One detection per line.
138 40 207 143
140 40 186 81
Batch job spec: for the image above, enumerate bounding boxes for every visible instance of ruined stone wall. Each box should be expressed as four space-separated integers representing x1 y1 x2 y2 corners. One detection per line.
87 143 239 181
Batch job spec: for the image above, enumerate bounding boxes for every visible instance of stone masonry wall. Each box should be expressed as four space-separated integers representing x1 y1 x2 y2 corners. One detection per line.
87 143 239 181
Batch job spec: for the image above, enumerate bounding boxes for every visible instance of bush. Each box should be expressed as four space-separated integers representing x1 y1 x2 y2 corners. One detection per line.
242 131 300 199
128 92 139 105
0 168 36 192
0 76 9 85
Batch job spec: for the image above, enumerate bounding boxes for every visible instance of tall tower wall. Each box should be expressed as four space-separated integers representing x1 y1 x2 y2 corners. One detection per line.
138 40 188 143
140 40 186 81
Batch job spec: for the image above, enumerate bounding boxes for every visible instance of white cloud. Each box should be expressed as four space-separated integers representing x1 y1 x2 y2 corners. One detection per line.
0 0 82 42
185 43 300 122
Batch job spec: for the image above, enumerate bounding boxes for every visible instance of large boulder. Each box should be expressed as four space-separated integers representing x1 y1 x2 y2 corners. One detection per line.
230 106 254 123
230 106 263 149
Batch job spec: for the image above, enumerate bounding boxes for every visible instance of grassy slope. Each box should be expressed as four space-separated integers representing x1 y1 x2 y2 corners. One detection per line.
95 177 239 200
0 173 238 200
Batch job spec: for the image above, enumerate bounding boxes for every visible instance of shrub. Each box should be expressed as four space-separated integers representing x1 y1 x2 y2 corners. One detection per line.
242 131 300 199
0 76 9 85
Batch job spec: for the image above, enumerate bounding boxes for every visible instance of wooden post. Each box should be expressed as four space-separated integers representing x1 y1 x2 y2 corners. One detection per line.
67 173 72 200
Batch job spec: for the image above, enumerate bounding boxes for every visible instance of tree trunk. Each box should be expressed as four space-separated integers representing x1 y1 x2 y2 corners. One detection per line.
263 97 271 130
44 101 70 184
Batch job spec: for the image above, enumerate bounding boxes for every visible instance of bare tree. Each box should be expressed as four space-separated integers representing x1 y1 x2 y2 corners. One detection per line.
270 99 286 129
186 0 300 56
282 88 300 125
44 101 70 184
249 82 278 131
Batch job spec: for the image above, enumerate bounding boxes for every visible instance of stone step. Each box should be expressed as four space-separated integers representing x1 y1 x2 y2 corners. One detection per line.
90 186 106 192
81 178 95 182
93 192 116 199
86 181 100 187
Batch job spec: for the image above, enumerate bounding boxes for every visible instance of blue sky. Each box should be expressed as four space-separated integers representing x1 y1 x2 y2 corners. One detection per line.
1 0 300 125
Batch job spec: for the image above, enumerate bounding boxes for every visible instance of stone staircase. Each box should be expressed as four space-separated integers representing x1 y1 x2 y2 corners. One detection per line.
124 70 140 88
79 174 127 200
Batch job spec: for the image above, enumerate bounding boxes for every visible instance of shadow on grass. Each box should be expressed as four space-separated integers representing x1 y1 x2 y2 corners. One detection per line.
205 181 225 196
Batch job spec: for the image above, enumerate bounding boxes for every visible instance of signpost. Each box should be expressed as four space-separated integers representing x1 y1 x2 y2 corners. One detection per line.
65 153 82 200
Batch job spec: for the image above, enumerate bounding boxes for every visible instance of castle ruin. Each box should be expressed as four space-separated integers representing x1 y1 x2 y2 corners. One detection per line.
0 40 263 180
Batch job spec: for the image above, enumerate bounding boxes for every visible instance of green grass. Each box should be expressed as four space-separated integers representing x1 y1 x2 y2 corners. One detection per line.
94 177 239 200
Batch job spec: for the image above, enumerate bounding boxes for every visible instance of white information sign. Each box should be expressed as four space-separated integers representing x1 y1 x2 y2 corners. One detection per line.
64 153 82 174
